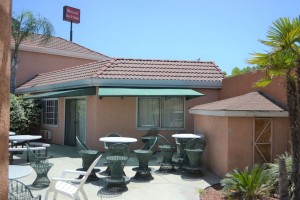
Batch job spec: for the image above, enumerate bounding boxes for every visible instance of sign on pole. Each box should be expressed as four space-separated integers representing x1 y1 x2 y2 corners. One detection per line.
63 6 80 41
63 6 80 23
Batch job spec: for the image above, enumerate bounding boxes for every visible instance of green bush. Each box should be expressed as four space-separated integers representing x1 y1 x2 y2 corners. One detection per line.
10 94 41 134
221 164 270 199
267 152 292 196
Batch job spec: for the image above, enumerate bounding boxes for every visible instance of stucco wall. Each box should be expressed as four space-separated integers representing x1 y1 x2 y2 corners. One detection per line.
186 89 219 133
16 50 99 87
272 118 290 157
194 115 229 177
193 115 290 177
227 117 253 172
219 71 287 105
41 88 219 151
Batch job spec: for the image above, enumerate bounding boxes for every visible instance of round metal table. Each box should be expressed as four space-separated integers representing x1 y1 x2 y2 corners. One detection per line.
99 137 137 143
9 165 32 179
172 133 203 166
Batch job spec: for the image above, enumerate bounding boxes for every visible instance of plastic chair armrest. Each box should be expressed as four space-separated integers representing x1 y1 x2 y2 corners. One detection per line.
51 177 82 183
61 169 87 177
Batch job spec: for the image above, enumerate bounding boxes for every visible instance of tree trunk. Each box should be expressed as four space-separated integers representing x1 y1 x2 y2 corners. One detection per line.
0 1 11 199
292 60 300 200
10 51 18 94
279 158 290 200
287 71 300 200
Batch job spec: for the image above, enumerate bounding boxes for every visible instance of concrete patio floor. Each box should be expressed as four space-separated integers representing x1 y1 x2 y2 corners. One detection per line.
10 144 220 200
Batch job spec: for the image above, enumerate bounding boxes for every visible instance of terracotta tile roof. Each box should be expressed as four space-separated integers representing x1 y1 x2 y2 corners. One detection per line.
18 58 225 90
11 34 109 60
190 92 287 111
94 58 224 81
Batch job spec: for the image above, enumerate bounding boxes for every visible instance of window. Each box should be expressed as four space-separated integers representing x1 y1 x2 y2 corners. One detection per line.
42 99 58 126
137 97 184 129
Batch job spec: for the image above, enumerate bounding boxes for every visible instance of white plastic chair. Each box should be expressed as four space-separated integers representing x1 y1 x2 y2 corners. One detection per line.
45 154 102 200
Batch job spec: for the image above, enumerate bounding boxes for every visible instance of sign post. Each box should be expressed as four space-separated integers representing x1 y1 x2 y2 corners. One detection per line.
63 6 80 42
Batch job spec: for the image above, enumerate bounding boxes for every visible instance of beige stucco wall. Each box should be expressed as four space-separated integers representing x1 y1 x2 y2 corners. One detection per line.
194 115 229 177
219 71 287 105
272 118 290 157
41 88 219 152
16 50 99 87
193 115 290 177
186 89 219 133
227 117 254 172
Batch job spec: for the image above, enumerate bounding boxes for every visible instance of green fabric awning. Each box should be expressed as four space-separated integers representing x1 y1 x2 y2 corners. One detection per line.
27 87 96 99
98 88 204 98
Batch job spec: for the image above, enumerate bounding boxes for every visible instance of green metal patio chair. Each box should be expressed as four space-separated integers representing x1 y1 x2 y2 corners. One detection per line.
157 134 175 172
104 133 122 151
132 137 158 180
26 144 53 189
105 143 129 192
184 138 206 173
76 137 100 170
76 136 100 181
8 179 41 200
141 128 159 151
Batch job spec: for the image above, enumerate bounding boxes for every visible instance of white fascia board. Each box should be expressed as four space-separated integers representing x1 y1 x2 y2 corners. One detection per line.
16 78 222 94
91 79 222 89
189 109 289 117
15 79 93 94
12 45 108 61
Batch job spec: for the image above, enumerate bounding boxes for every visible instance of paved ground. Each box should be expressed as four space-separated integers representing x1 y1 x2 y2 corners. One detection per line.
11 144 220 200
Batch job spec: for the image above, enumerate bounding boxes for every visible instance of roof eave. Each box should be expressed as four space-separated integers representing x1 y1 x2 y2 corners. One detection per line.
11 44 109 61
189 109 289 117
16 78 222 94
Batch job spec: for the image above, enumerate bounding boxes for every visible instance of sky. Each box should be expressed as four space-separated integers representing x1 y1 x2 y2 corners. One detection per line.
12 0 300 74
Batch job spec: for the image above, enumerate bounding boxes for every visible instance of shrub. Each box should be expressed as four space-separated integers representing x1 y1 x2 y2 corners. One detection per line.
267 152 292 196
221 164 270 199
10 93 41 134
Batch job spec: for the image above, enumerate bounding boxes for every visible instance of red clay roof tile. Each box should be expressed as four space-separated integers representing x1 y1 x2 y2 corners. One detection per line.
18 58 225 90
11 34 109 60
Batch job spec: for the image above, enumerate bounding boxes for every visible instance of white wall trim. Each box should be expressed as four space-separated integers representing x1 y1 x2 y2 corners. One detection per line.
189 109 289 117
16 78 222 94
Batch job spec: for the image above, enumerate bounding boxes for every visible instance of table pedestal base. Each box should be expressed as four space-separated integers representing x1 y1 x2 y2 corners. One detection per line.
77 168 100 182
159 162 175 173
182 165 202 177
30 163 53 189
132 167 153 181
30 176 51 189
105 177 128 192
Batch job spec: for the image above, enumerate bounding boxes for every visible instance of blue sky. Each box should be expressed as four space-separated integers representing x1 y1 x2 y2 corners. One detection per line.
13 0 300 74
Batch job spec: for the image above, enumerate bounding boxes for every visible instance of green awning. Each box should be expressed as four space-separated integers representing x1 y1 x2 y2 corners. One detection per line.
27 87 96 99
98 88 203 98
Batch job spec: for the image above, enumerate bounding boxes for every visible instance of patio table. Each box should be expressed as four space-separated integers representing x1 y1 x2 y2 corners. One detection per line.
172 133 203 166
9 135 42 145
9 165 32 179
9 135 42 161
9 132 16 136
99 137 137 144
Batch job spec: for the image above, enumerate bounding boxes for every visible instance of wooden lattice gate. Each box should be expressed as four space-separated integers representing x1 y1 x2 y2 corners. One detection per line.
253 118 272 164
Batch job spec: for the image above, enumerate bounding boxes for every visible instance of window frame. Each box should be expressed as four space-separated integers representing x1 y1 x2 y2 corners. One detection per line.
136 97 185 130
41 98 59 127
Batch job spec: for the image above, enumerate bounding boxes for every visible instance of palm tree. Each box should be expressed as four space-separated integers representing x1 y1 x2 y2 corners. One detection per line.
248 17 300 200
11 11 54 93
0 1 12 199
